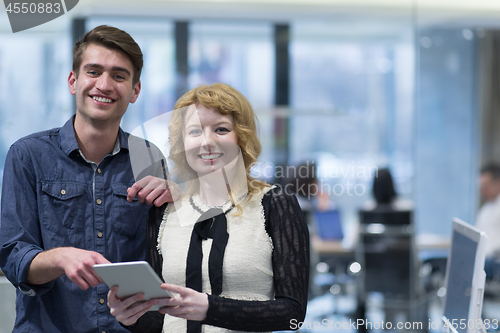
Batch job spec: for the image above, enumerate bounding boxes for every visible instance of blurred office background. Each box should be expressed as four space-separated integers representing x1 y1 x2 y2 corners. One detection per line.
1 0 500 331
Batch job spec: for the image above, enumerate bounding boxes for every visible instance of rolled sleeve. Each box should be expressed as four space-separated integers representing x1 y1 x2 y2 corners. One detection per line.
16 246 54 295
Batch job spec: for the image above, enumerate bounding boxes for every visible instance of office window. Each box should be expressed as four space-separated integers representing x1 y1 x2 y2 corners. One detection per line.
0 27 73 190
290 21 415 227
415 27 479 235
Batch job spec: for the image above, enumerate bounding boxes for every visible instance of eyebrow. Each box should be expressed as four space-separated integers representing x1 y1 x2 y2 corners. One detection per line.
82 63 131 77
214 121 233 127
185 120 233 128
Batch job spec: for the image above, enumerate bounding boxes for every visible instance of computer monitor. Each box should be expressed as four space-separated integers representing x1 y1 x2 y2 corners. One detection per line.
442 218 487 333
314 209 343 240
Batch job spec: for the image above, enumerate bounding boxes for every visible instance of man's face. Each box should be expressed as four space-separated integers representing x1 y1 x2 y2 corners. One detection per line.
68 43 141 125
480 172 500 202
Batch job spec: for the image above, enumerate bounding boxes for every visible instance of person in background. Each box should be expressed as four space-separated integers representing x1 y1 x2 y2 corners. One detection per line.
283 161 330 221
0 25 171 333
364 168 413 211
107 83 310 332
475 163 500 278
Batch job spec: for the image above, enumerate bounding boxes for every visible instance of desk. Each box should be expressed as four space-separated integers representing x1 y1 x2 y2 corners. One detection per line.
416 234 450 250
311 233 450 254
311 236 353 255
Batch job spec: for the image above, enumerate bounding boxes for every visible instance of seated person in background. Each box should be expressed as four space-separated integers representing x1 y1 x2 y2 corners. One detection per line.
283 161 330 221
107 83 310 332
364 168 413 211
475 163 500 278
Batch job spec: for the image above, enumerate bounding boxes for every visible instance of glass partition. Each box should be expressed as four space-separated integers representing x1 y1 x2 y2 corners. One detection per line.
415 19 481 235
290 17 415 234
0 22 73 189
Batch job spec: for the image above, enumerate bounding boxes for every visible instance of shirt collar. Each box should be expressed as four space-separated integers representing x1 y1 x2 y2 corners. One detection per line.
60 115 129 157
60 116 80 156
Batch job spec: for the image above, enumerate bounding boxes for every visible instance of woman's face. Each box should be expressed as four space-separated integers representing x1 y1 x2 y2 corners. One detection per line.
183 104 240 176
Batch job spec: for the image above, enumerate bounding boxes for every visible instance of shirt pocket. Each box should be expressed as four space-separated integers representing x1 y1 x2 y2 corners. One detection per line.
41 181 87 237
112 184 147 239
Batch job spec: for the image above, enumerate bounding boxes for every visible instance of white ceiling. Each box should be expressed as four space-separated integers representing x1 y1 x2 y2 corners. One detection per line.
67 0 500 26
3 0 500 34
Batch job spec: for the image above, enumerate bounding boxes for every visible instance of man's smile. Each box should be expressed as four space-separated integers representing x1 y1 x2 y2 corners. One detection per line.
91 96 114 104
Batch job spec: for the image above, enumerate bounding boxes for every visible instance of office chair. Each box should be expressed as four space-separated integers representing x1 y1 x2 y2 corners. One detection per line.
356 207 427 329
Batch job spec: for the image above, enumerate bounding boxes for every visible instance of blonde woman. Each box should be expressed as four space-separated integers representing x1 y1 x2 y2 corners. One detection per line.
108 83 309 332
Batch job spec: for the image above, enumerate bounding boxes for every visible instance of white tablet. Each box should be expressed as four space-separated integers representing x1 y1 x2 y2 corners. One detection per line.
94 261 173 311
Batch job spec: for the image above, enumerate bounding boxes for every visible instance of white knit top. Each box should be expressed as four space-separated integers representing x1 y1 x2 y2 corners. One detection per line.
157 187 274 333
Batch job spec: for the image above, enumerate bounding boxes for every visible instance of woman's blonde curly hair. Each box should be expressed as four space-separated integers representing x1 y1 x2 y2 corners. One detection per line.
168 83 269 209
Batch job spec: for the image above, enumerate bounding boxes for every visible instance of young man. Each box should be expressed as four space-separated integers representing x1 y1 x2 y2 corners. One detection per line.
0 25 170 332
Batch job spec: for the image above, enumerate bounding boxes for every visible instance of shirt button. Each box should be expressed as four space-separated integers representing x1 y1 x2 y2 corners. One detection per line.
97 232 103 238
96 199 102 205
60 189 66 195
99 298 105 305
97 168 101 174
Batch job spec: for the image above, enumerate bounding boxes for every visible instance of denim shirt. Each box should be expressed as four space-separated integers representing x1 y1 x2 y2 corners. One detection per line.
0 117 161 333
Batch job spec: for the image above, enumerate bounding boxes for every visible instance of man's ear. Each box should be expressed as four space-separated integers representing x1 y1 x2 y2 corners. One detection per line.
130 80 141 104
68 71 77 95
